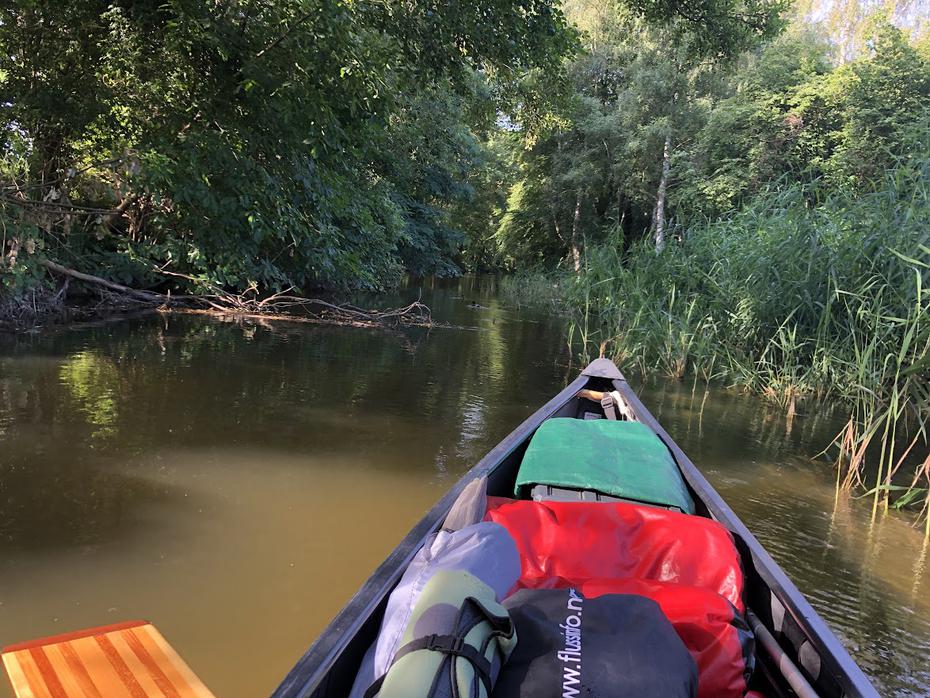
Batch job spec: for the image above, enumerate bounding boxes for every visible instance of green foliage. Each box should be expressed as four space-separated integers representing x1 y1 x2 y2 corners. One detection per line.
0 0 808 301
682 22 930 214
496 17 930 271
628 0 789 56
494 11 730 269
455 133 521 271
558 156 930 512
576 163 929 377
0 0 574 298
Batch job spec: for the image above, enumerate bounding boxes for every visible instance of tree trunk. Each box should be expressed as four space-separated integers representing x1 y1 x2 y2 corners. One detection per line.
570 194 582 273
654 132 671 252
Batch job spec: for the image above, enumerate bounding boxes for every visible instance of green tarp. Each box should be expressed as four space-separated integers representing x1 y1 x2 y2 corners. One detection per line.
515 418 695 514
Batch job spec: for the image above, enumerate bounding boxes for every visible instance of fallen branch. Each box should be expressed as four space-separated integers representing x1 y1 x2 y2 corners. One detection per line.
41 259 164 302
101 194 138 229
40 259 434 328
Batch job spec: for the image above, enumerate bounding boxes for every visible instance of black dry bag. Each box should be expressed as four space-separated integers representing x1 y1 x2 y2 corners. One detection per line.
493 589 697 698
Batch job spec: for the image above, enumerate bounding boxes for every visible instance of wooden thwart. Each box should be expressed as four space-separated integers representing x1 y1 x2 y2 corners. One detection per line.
2 621 215 698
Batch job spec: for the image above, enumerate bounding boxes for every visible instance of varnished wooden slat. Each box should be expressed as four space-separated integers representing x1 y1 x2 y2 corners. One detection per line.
70 635 127 696
9 651 50 698
131 626 212 698
27 648 68 698
35 646 82 698
106 631 167 698
119 628 182 698
3 653 38 698
52 643 101 698
137 625 214 697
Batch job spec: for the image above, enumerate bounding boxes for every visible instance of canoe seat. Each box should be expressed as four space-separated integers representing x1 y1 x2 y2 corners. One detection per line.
529 484 623 502
515 417 696 514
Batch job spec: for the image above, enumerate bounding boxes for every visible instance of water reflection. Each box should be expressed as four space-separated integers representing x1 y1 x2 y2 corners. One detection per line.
0 277 927 696
59 350 120 438
640 379 930 696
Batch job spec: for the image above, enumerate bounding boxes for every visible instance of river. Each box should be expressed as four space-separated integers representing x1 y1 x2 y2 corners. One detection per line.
1 277 927 696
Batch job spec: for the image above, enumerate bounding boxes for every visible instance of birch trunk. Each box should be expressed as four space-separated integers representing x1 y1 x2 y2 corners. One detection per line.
571 194 582 273
654 132 671 252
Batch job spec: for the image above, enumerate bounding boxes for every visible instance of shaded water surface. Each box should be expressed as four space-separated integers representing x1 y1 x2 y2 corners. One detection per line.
1 277 927 696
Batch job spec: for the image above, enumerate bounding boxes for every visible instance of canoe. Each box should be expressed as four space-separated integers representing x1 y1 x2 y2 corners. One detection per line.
272 359 878 698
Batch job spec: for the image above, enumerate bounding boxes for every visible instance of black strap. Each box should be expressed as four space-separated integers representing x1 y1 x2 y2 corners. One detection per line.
363 673 387 698
413 634 493 686
364 595 514 698
363 634 493 698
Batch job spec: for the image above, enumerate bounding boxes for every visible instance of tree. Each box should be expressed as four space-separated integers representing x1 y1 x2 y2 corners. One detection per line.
628 0 789 56
677 21 930 215
495 6 735 263
0 0 574 298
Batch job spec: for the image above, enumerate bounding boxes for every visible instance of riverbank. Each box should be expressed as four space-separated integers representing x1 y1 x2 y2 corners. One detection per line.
502 167 930 523
0 274 436 335
0 284 150 333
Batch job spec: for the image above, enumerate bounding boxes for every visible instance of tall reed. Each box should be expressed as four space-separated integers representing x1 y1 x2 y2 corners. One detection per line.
558 157 930 521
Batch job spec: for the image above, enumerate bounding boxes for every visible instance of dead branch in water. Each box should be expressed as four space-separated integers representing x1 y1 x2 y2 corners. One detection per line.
40 260 434 328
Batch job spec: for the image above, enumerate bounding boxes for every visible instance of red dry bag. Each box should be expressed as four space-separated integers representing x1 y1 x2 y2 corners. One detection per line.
486 498 744 610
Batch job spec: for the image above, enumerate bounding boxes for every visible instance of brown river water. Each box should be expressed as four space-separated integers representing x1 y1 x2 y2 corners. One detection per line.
1 277 928 696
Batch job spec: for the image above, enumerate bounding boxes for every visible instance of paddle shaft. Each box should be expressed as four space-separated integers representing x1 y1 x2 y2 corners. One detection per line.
747 610 819 698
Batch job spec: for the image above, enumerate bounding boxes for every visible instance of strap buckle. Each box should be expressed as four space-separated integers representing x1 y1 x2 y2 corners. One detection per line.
601 394 618 420
424 634 465 654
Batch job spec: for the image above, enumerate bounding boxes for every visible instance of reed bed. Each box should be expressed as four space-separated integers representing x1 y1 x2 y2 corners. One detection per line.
558 159 930 524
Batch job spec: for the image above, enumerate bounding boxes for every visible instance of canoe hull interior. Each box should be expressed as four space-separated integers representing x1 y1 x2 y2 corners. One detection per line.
272 361 877 698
